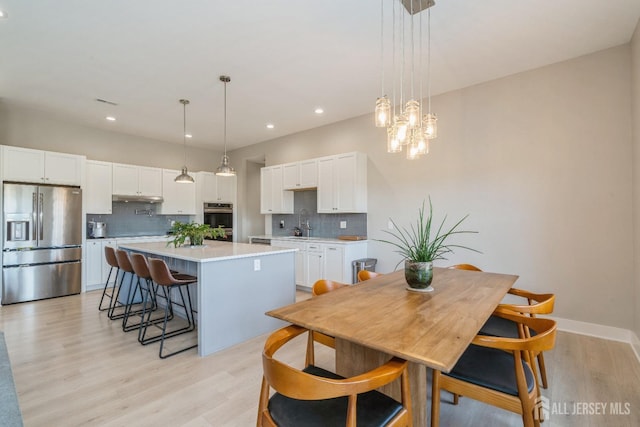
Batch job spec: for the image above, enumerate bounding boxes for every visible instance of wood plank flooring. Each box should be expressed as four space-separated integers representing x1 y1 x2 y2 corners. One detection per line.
1 290 639 426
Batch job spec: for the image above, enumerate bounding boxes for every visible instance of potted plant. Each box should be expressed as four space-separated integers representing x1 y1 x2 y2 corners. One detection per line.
377 198 479 292
167 221 226 247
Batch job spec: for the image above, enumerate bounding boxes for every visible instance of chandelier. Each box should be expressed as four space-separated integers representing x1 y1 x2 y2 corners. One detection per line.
375 0 437 160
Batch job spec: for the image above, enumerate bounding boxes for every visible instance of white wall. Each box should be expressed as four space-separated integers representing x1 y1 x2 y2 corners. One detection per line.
230 45 634 330
0 101 221 171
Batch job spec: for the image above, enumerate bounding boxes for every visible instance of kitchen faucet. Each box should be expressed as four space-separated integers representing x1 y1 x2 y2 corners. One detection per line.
298 208 311 238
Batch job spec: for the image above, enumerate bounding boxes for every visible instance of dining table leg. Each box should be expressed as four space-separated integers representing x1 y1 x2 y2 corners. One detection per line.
336 337 427 426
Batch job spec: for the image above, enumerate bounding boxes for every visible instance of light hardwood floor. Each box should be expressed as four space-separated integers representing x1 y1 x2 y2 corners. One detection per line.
1 290 639 426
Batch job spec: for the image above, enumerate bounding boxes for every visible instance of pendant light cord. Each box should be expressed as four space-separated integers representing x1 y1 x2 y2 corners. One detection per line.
183 100 187 166
223 79 227 157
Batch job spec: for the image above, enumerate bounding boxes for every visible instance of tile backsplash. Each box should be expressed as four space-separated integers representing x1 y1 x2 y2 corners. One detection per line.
271 190 367 238
87 202 191 238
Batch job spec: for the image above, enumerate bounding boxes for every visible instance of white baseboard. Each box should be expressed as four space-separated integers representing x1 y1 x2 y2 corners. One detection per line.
551 315 640 363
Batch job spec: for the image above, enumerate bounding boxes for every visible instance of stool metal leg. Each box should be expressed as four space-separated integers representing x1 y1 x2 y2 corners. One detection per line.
159 284 197 359
98 265 117 312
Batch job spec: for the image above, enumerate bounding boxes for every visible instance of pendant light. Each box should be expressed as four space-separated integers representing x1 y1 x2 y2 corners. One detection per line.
175 99 195 183
215 75 236 177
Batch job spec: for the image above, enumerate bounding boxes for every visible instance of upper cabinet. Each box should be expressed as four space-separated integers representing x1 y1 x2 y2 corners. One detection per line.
282 159 318 190
112 163 162 197
85 160 113 214
158 169 196 215
261 165 293 214
2 146 84 186
317 152 367 213
197 171 236 204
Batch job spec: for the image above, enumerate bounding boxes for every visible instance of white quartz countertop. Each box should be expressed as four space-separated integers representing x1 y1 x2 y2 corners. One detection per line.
269 236 368 244
118 241 297 263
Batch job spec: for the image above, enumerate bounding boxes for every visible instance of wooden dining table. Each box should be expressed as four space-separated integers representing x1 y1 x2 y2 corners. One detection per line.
266 267 519 426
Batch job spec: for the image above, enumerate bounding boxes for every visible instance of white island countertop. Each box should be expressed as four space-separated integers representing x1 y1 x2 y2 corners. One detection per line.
118 241 297 263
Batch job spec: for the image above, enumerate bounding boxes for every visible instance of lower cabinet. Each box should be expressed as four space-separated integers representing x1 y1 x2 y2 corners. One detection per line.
271 239 368 289
85 239 117 290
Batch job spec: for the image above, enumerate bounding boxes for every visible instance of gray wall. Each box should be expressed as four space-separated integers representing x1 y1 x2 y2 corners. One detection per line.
0 101 221 172
632 19 640 344
229 44 635 330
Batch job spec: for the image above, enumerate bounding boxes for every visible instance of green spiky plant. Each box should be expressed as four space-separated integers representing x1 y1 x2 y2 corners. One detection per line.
377 198 479 268
167 221 226 247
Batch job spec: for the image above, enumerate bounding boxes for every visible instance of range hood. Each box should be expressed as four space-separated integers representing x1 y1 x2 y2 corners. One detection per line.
112 194 164 203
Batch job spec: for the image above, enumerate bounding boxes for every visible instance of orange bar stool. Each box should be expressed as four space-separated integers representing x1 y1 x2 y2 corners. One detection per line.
144 257 198 359
98 245 120 312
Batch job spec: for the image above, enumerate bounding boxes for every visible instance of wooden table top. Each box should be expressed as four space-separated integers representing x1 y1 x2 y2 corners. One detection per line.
267 267 518 372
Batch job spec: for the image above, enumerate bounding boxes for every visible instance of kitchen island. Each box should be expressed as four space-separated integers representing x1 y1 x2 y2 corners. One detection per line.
118 241 297 357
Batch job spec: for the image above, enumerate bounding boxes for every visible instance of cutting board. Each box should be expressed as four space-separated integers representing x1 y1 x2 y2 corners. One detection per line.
337 235 367 241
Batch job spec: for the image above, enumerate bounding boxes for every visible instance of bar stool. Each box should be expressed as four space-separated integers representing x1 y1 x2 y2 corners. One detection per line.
128 253 169 338
98 246 119 312
114 249 144 329
144 257 198 359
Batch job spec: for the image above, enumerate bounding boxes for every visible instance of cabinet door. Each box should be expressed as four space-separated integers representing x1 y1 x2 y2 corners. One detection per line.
85 240 103 286
306 249 323 287
86 161 112 214
2 146 45 183
282 163 300 189
270 166 284 213
260 167 273 213
295 249 306 286
334 154 357 212
216 175 236 203
44 151 84 185
160 169 196 214
137 167 163 196
200 172 218 202
298 159 318 188
112 163 139 195
317 157 335 213
323 244 345 282
101 240 117 285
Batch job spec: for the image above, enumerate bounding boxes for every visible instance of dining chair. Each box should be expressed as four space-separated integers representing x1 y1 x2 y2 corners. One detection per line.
306 279 348 366
258 324 413 427
358 270 382 282
447 263 555 388
431 310 557 427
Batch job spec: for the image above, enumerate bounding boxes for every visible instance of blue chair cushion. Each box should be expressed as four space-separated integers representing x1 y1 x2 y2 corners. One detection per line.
480 315 538 339
268 365 404 427
445 344 535 396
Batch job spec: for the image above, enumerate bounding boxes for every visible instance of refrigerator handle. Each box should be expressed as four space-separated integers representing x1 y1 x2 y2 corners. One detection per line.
39 192 44 241
32 192 37 241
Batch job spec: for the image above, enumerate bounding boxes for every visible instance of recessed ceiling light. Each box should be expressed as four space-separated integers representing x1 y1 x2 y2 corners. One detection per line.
185 133 193 138
266 123 275 129
314 108 324 114
105 116 116 122
0 10 8 19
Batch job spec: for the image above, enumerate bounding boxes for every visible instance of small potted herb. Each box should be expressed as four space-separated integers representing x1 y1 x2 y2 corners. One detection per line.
167 221 226 247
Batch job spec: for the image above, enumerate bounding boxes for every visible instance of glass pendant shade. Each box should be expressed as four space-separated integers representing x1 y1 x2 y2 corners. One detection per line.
216 75 236 177
405 100 420 128
406 141 421 160
387 126 402 153
395 115 409 144
175 166 195 183
423 113 438 139
375 96 391 127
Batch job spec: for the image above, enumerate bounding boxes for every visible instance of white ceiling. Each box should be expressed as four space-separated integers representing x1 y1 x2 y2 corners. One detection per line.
1 1 639 152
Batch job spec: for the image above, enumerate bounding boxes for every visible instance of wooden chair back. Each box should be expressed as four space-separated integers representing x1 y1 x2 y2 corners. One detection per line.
357 270 382 282
447 263 482 271
311 279 346 296
259 325 412 427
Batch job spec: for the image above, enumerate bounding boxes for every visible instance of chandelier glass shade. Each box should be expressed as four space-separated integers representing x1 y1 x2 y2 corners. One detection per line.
376 0 438 159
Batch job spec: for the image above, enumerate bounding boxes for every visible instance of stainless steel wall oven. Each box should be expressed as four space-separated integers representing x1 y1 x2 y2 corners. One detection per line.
203 203 233 241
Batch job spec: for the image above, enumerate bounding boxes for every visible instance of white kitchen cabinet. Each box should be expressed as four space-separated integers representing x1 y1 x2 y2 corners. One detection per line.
271 239 306 286
317 152 367 213
112 163 162 197
198 171 236 204
260 165 293 214
85 160 112 214
2 146 84 186
282 159 318 190
305 243 324 287
323 244 345 282
85 239 117 290
159 169 196 215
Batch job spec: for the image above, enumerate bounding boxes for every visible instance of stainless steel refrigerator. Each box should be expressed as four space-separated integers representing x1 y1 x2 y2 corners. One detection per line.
2 183 82 304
